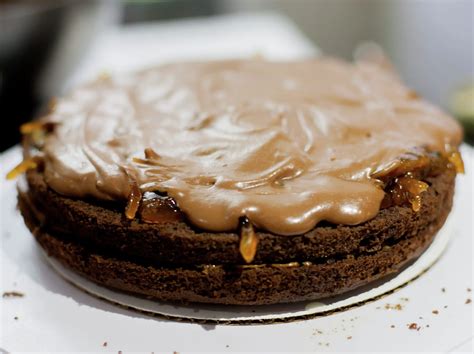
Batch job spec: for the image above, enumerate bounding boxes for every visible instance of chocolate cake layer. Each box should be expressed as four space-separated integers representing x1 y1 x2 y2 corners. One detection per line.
21 167 455 267
19 169 453 305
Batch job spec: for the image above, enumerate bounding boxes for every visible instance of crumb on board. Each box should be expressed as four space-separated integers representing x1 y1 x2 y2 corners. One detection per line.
14 316 18 320
408 323 421 331
441 287 446 293
468 288 472 292
390 325 395 328
347 336 352 340
102 342 107 347
466 298 472 304
2 291 24 298
384 303 403 310
432 310 439 314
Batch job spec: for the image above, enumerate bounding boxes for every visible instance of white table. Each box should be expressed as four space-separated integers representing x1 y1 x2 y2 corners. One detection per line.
1 12 472 353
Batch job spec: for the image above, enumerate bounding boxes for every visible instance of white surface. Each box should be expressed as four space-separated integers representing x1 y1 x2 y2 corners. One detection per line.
66 12 318 89
1 13 473 353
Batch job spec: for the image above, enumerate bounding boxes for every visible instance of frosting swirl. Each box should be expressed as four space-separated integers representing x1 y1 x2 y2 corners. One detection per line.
41 59 462 235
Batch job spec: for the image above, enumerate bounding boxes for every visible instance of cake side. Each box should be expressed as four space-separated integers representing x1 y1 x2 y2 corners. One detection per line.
22 166 456 266
19 169 454 305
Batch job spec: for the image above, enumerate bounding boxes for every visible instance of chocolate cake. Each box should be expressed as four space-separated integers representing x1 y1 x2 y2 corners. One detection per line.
10 59 463 305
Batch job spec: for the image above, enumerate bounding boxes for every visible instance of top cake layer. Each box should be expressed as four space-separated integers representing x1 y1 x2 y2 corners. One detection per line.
41 59 462 235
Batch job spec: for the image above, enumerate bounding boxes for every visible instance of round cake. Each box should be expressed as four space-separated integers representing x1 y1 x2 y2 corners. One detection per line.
12 59 463 305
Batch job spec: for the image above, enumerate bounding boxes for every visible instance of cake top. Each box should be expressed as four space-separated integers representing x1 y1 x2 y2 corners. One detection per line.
40 59 462 235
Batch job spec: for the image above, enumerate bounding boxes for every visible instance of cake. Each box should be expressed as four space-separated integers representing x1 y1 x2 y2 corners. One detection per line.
10 59 463 305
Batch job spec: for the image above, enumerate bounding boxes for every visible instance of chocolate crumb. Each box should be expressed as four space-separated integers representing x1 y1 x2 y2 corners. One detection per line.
408 323 420 330
347 336 352 340
468 288 472 292
384 303 403 310
14 316 18 320
2 291 24 298
103 342 107 347
441 287 446 293
466 298 471 304
432 310 439 314
426 324 430 328
390 325 395 328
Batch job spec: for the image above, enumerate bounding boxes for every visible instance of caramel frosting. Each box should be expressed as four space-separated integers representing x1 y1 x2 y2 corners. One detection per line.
41 59 462 235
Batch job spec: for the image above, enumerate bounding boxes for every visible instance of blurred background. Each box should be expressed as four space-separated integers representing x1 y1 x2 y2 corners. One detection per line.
1 0 473 151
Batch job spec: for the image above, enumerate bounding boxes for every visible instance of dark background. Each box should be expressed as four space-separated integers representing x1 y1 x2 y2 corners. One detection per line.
1 0 473 151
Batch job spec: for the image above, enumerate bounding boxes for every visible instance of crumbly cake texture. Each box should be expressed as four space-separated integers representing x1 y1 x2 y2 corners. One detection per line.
19 167 454 305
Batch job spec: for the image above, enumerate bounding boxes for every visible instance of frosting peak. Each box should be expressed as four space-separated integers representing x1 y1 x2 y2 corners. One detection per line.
42 59 462 235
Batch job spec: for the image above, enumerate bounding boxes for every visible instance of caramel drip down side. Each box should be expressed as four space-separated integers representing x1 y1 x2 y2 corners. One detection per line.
239 219 259 263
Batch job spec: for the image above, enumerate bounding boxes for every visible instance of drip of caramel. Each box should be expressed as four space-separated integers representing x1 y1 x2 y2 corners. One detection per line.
139 192 182 223
125 177 142 220
239 219 259 263
386 176 429 212
6 156 42 180
447 150 464 174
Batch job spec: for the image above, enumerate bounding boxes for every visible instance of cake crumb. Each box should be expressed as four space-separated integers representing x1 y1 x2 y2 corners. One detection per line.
226 345 229 348
14 316 18 320
441 287 446 293
2 291 24 298
400 297 409 302
384 303 403 310
465 298 471 304
418 316 423 320
426 324 430 328
444 305 448 308
390 325 395 328
103 342 107 347
347 336 352 340
408 323 420 330
432 310 439 314
468 288 472 292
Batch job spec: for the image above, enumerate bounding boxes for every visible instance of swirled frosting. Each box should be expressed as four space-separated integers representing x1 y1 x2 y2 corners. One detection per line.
41 59 462 235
